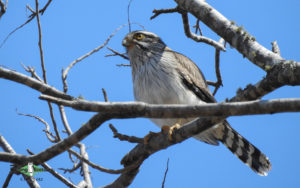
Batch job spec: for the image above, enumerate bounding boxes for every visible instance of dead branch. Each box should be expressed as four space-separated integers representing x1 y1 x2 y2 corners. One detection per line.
68 149 142 174
0 66 73 100
39 94 300 118
212 38 225 95
161 158 169 188
0 0 52 48
271 41 281 55
102 88 109 102
21 63 43 82
109 124 143 144
17 111 57 143
174 0 283 70
62 24 126 93
150 7 179 20
105 47 129 60
179 10 226 51
150 6 225 51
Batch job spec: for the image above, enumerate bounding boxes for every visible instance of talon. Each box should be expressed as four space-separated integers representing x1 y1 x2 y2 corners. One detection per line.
161 123 181 142
143 131 162 144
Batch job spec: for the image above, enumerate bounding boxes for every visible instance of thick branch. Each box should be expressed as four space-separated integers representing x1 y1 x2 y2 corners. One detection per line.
0 66 73 100
39 95 300 118
174 0 285 70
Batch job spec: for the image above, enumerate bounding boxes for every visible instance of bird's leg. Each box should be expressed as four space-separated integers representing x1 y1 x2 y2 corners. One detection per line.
161 120 182 142
144 120 182 144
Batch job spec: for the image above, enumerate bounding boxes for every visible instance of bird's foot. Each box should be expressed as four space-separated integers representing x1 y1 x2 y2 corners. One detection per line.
161 123 181 142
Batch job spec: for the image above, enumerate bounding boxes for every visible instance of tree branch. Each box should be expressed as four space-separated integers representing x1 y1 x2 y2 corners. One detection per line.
62 24 126 93
39 94 300 118
0 66 73 100
174 0 285 70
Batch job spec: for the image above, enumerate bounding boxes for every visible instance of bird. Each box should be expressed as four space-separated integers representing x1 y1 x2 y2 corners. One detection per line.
122 30 271 176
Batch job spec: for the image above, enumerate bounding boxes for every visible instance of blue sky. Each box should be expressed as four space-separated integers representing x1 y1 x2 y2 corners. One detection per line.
1 0 300 187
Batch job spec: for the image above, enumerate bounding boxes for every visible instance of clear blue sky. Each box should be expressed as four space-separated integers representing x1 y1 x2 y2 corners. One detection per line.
1 0 300 187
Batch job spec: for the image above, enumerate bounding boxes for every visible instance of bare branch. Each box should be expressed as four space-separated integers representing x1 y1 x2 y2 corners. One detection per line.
180 10 226 51
21 63 43 82
174 0 284 70
150 7 179 20
127 0 134 32
0 66 73 100
17 111 57 143
116 64 131 67
62 24 126 93
105 47 129 60
35 0 47 83
2 169 14 188
68 149 142 174
0 0 52 48
109 124 143 143
271 40 281 55
0 134 14 153
193 19 202 35
78 144 92 188
161 158 169 188
59 105 73 135
102 88 109 102
39 94 300 118
212 38 225 95
59 161 81 174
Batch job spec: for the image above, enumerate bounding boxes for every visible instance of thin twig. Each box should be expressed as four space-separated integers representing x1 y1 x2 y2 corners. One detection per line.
68 149 142 174
0 16 35 48
161 158 169 188
16 111 57 143
35 0 46 83
102 88 109 102
109 124 143 143
271 41 281 56
0 1 52 48
59 162 81 174
193 19 202 35
35 0 61 142
2 169 14 188
180 10 226 51
150 7 179 20
21 63 43 82
116 64 131 67
212 38 225 95
62 24 126 93
105 47 129 60
127 0 134 32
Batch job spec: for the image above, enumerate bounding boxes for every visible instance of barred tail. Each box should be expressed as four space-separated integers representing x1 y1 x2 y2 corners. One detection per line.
220 122 272 176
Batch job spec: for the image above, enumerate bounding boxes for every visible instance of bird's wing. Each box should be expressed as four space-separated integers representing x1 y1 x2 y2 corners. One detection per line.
170 50 216 103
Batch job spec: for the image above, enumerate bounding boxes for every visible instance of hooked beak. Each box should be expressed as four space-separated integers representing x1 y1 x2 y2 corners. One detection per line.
122 36 134 51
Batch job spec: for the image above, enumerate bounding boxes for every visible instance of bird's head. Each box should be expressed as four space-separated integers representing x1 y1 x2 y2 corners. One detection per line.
122 31 166 53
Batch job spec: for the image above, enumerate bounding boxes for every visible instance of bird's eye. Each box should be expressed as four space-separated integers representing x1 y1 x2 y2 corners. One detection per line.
134 33 145 40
